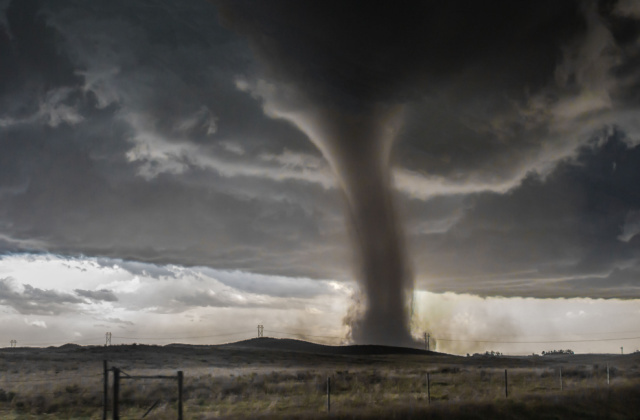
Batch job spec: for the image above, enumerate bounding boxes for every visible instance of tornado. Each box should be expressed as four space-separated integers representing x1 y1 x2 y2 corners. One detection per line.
295 107 414 346
215 0 581 346
215 0 423 346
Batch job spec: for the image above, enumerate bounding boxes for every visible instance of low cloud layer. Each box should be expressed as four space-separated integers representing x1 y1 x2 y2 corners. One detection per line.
0 278 84 315
74 289 118 302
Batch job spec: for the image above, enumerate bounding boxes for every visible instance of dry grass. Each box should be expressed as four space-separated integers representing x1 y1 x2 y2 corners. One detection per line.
0 344 638 419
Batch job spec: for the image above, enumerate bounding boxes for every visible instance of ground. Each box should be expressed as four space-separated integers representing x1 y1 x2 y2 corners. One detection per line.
0 338 638 419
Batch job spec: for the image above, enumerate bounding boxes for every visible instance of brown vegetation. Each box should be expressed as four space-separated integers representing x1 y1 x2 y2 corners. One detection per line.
0 339 638 419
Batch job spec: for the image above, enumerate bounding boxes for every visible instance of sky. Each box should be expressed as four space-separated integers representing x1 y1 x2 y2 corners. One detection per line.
1 0 640 354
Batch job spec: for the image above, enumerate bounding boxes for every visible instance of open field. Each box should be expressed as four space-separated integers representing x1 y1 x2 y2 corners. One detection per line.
0 338 639 419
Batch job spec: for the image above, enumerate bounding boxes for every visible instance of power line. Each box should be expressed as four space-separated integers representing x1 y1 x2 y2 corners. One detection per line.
434 329 640 339
5 336 104 346
112 331 255 341
267 330 343 339
1 331 255 347
5 328 640 348
266 330 640 344
568 329 640 336
433 336 640 344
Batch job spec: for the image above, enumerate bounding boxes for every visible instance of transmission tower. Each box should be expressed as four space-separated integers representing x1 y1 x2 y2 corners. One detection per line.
10 339 16 348
105 332 112 347
257 324 264 338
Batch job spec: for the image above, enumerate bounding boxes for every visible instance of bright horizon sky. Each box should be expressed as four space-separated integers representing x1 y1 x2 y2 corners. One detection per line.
1 254 639 355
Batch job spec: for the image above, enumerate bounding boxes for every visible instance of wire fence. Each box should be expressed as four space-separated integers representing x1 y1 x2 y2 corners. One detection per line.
0 357 637 419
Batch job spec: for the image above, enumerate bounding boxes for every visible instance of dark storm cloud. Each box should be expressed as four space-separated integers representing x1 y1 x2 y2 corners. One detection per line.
74 288 118 302
0 0 349 280
390 1 640 195
410 130 640 298
0 0 80 101
559 266 640 293
216 0 584 110
2 0 640 307
218 0 618 200
0 278 84 315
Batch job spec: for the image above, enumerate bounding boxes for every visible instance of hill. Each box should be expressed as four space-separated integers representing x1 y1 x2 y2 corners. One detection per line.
221 337 440 356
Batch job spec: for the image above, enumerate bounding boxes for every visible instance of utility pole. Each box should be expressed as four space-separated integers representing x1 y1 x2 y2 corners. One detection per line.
504 369 508 398
257 324 264 338
178 371 183 420
559 367 563 391
105 332 111 347
113 367 120 420
424 333 430 351
327 377 331 413
103 360 108 420
621 346 624 355
426 372 431 404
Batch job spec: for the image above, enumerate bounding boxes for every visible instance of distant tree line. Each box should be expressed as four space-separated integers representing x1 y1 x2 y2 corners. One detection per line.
466 349 577 357
468 351 503 357
541 349 574 355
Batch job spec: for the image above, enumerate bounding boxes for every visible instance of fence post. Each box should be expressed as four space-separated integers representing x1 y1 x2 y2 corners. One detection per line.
113 367 120 420
560 367 563 391
504 369 508 398
178 371 183 420
327 376 331 413
103 360 108 420
427 372 431 404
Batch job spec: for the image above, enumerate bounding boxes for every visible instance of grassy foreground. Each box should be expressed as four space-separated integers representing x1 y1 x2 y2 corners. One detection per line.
248 384 640 420
1 380 637 419
0 343 638 419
